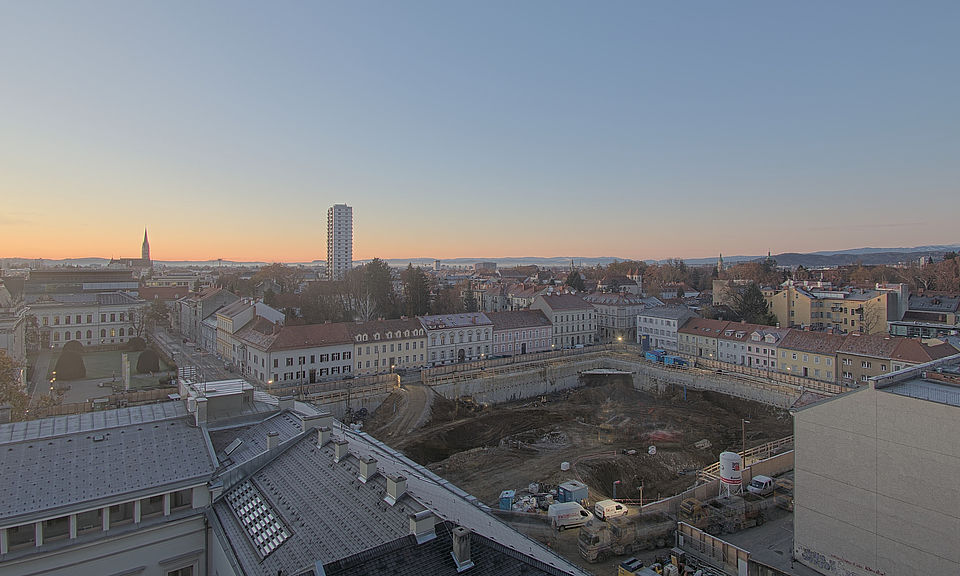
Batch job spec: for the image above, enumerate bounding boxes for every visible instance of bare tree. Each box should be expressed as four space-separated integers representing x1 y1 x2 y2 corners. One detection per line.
129 306 147 338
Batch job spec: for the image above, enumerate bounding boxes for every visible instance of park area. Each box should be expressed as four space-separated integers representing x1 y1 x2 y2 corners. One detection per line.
47 348 175 404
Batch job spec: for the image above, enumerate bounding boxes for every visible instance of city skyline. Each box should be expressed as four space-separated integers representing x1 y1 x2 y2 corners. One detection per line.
2 2 959 261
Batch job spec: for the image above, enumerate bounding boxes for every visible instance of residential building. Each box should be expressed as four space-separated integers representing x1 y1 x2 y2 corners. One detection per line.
583 292 659 343
216 300 256 364
176 288 240 343
765 281 899 335
486 310 552 357
638 306 696 353
348 317 427 375
235 321 354 385
29 292 145 349
144 270 207 289
326 203 353 280
531 294 595 348
678 318 728 360
0 279 27 364
836 333 958 385
419 312 493 365
506 284 544 310
793 357 960 576
777 330 846 382
744 326 790 371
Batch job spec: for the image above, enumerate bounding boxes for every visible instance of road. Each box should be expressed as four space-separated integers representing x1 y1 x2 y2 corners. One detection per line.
366 382 434 439
27 349 54 401
151 327 235 383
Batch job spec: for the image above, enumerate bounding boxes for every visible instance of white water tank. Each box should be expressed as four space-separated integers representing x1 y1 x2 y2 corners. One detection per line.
719 451 742 488
560 461 571 471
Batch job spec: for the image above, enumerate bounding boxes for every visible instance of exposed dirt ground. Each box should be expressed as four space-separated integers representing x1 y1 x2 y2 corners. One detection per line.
368 374 794 506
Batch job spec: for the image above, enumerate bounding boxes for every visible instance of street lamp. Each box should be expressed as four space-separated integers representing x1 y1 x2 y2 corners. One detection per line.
742 419 751 458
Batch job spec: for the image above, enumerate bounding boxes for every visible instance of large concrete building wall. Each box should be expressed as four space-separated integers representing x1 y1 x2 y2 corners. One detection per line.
2 515 207 576
432 358 604 404
794 385 960 576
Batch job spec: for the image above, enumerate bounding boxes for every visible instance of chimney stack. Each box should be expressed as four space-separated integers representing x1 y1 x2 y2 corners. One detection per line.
195 397 208 426
333 438 349 462
408 510 436 544
358 455 378 483
451 526 474 571
278 396 295 411
317 426 331 446
385 474 407 506
266 431 280 451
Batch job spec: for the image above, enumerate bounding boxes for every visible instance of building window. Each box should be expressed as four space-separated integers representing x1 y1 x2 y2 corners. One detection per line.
7 524 35 549
171 489 192 511
141 494 164 519
167 567 194 576
86 330 92 339
109 501 134 527
43 516 70 542
77 508 104 535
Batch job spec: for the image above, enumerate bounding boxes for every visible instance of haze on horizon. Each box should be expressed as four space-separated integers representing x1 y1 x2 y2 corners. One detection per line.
2 1 958 263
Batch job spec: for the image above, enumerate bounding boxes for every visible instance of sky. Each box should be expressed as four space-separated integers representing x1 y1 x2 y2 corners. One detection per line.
1 1 959 263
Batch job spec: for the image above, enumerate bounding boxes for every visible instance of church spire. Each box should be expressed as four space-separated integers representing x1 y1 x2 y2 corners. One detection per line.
717 253 724 273
142 228 150 261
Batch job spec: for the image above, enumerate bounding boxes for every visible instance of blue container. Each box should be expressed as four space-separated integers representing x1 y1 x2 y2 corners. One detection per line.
499 490 516 510
557 480 589 504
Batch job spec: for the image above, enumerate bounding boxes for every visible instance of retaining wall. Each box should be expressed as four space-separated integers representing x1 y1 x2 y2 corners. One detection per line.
431 357 609 404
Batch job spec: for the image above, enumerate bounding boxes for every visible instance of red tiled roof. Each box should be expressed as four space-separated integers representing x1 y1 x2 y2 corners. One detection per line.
678 318 730 336
780 330 847 355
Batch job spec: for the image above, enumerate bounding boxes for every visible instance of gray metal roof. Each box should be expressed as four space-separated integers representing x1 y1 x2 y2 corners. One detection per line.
0 402 189 445
0 411 216 525
881 378 960 407
209 411 304 467
212 437 421 576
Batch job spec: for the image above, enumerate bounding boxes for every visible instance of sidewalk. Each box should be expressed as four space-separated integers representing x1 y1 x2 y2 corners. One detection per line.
27 349 54 399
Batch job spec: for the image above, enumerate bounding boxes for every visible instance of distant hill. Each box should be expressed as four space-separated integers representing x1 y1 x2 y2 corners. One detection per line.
2 244 957 270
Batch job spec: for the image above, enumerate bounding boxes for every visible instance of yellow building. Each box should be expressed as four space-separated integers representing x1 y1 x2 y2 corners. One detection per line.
778 330 846 383
764 282 894 335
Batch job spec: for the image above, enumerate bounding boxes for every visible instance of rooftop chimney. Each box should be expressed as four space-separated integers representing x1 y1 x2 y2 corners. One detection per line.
266 431 280 451
333 438 349 462
278 396 295 411
358 455 378 483
385 474 407 506
195 397 208 426
317 426 331 447
408 510 436 544
451 526 475 572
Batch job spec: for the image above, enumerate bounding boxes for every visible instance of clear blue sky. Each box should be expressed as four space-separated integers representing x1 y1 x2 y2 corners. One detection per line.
2 1 958 261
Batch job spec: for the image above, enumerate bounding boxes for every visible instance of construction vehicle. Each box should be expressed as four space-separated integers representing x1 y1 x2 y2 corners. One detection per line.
679 494 772 535
577 511 675 563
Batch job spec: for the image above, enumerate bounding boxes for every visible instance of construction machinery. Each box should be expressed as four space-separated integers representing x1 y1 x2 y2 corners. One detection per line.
577 511 675 563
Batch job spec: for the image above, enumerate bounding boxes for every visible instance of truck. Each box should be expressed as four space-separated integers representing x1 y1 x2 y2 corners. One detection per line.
747 475 774 496
548 502 593 531
577 511 676 563
644 350 666 363
662 355 688 368
679 494 773 535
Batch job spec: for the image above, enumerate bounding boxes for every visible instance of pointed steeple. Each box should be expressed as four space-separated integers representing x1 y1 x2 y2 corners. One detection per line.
717 253 724 273
141 228 150 261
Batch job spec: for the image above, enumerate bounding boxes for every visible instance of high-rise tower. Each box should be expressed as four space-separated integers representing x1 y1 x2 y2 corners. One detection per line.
326 204 353 280
142 228 151 261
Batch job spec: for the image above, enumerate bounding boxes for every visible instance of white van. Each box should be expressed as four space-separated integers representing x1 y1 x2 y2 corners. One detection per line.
747 475 775 497
547 502 594 531
594 499 629 520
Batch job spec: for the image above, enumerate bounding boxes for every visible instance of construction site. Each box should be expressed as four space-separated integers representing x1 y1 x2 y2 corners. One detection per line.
363 348 812 574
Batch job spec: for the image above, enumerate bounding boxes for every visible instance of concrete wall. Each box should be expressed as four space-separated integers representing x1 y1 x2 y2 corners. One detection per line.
431 357 606 404
793 384 960 576
1 515 206 576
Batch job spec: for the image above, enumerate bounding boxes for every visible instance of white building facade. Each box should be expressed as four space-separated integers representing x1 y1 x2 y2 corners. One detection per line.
636 306 696 353
420 313 493 365
29 292 145 349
